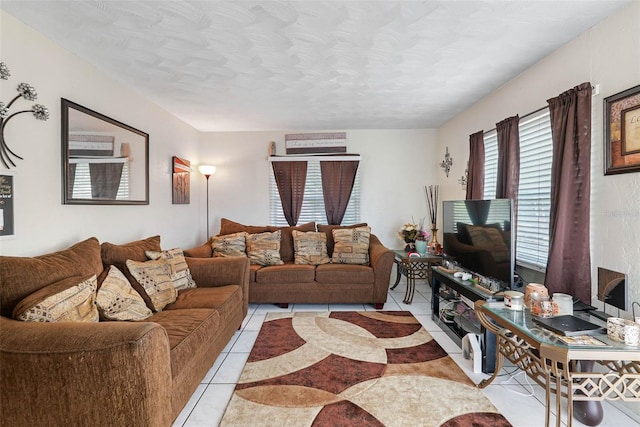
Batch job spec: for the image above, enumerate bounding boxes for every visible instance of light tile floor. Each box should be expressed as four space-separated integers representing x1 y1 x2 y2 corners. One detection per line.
173 279 640 427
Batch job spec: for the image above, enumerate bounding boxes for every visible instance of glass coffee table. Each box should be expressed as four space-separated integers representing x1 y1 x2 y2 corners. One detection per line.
391 250 442 304
475 301 640 427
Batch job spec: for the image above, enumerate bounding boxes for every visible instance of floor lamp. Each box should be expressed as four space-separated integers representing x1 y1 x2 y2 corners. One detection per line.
198 165 216 240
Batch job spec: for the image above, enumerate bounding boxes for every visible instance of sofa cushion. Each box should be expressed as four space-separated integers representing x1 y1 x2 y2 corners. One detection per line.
292 230 330 265
145 248 197 291
315 264 375 284
145 308 220 379
126 259 178 311
246 231 284 266
211 232 247 258
13 274 99 323
331 226 371 265
220 218 271 235
255 264 316 284
317 223 368 256
96 265 152 321
165 285 243 325
0 237 103 318
249 264 262 283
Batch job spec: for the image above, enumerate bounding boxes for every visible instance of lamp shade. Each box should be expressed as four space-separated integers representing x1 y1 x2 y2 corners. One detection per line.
198 165 216 176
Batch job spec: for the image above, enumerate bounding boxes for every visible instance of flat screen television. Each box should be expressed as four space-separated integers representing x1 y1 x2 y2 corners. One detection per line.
442 199 515 290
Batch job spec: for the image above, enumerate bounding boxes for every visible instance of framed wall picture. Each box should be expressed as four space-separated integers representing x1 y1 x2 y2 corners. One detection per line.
172 156 190 204
604 84 640 175
0 174 15 237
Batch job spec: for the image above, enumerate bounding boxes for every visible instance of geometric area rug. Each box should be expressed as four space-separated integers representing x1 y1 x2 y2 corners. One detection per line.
220 311 512 427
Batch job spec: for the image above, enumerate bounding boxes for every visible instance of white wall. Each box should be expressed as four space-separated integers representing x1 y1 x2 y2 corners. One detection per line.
0 11 203 256
199 129 440 248
437 2 640 317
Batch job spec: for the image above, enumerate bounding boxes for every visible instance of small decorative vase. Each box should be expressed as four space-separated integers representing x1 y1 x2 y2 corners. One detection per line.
404 240 415 252
429 227 439 253
415 239 427 255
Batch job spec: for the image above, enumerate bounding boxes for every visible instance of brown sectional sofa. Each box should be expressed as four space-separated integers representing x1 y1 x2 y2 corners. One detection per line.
185 219 395 309
0 236 249 427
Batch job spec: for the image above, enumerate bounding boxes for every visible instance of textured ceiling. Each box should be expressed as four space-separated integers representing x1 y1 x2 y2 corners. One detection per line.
1 1 630 131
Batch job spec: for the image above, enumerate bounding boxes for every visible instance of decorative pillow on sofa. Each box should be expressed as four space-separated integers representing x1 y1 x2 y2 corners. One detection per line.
96 266 153 321
210 232 247 258
467 225 510 263
13 274 99 323
125 259 178 312
246 231 284 266
292 230 330 265
317 223 368 257
145 248 196 290
331 226 371 265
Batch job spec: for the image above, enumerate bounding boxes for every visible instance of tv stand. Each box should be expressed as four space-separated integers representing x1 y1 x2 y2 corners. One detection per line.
431 267 497 373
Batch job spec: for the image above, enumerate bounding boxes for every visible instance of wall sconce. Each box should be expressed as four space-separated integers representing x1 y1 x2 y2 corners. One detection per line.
198 165 216 240
440 147 453 177
0 62 49 169
458 162 469 189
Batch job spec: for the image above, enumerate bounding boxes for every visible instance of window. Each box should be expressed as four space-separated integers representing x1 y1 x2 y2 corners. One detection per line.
484 109 552 270
71 161 130 200
516 109 552 270
483 129 498 200
269 160 361 226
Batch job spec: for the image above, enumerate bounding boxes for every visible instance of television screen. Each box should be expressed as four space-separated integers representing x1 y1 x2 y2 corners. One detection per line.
442 199 515 289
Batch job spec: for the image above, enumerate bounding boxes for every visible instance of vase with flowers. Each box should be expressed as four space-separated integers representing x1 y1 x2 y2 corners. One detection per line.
398 222 418 251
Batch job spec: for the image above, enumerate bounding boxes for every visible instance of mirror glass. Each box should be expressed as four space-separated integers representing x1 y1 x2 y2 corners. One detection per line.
62 99 149 205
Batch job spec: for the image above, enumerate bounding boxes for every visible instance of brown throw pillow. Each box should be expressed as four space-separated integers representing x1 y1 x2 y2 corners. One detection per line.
331 226 371 265
211 232 247 258
125 259 178 312
246 231 284 266
293 230 330 265
13 274 99 323
96 266 152 321
145 248 197 290
317 223 368 257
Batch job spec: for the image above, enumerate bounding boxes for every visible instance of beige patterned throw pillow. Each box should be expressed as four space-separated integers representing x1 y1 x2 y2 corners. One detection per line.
211 232 247 258
145 248 196 290
293 230 330 265
331 226 371 265
96 266 152 321
125 259 178 311
246 231 284 266
14 275 99 323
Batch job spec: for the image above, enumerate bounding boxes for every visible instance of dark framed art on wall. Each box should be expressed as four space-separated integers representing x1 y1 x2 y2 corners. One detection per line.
604 84 640 175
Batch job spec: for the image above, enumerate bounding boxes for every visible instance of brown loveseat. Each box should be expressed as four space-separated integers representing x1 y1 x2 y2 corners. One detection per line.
185 219 395 309
0 236 249 427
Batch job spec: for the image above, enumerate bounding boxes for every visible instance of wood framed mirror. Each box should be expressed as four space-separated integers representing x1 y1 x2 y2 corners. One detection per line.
61 99 149 205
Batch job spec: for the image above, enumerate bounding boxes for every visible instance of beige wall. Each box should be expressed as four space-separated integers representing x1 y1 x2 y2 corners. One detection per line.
0 11 202 255
437 2 640 317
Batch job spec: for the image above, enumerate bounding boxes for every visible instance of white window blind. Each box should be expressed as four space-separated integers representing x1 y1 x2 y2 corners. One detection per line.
483 129 498 200
516 109 552 270
269 160 361 226
71 161 130 200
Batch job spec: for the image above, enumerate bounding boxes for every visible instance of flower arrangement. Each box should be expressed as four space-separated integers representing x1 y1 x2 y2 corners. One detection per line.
398 222 419 243
0 61 50 169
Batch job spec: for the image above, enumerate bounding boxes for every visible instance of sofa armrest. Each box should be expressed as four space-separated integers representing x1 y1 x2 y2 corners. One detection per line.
0 316 172 426
186 256 250 314
369 234 395 303
183 240 213 258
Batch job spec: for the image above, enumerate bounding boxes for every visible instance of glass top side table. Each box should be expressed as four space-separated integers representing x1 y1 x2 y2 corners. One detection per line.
391 250 442 304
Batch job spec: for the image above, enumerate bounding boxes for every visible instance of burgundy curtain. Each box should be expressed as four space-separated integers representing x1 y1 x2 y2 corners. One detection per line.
544 82 592 303
272 161 307 226
466 131 484 200
320 160 359 225
495 115 520 201
89 163 124 199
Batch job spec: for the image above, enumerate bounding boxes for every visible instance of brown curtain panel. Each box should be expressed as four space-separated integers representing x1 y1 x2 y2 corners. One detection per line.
544 82 592 303
466 131 484 200
320 160 359 225
272 161 308 226
495 115 520 201
67 163 77 199
89 163 124 199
